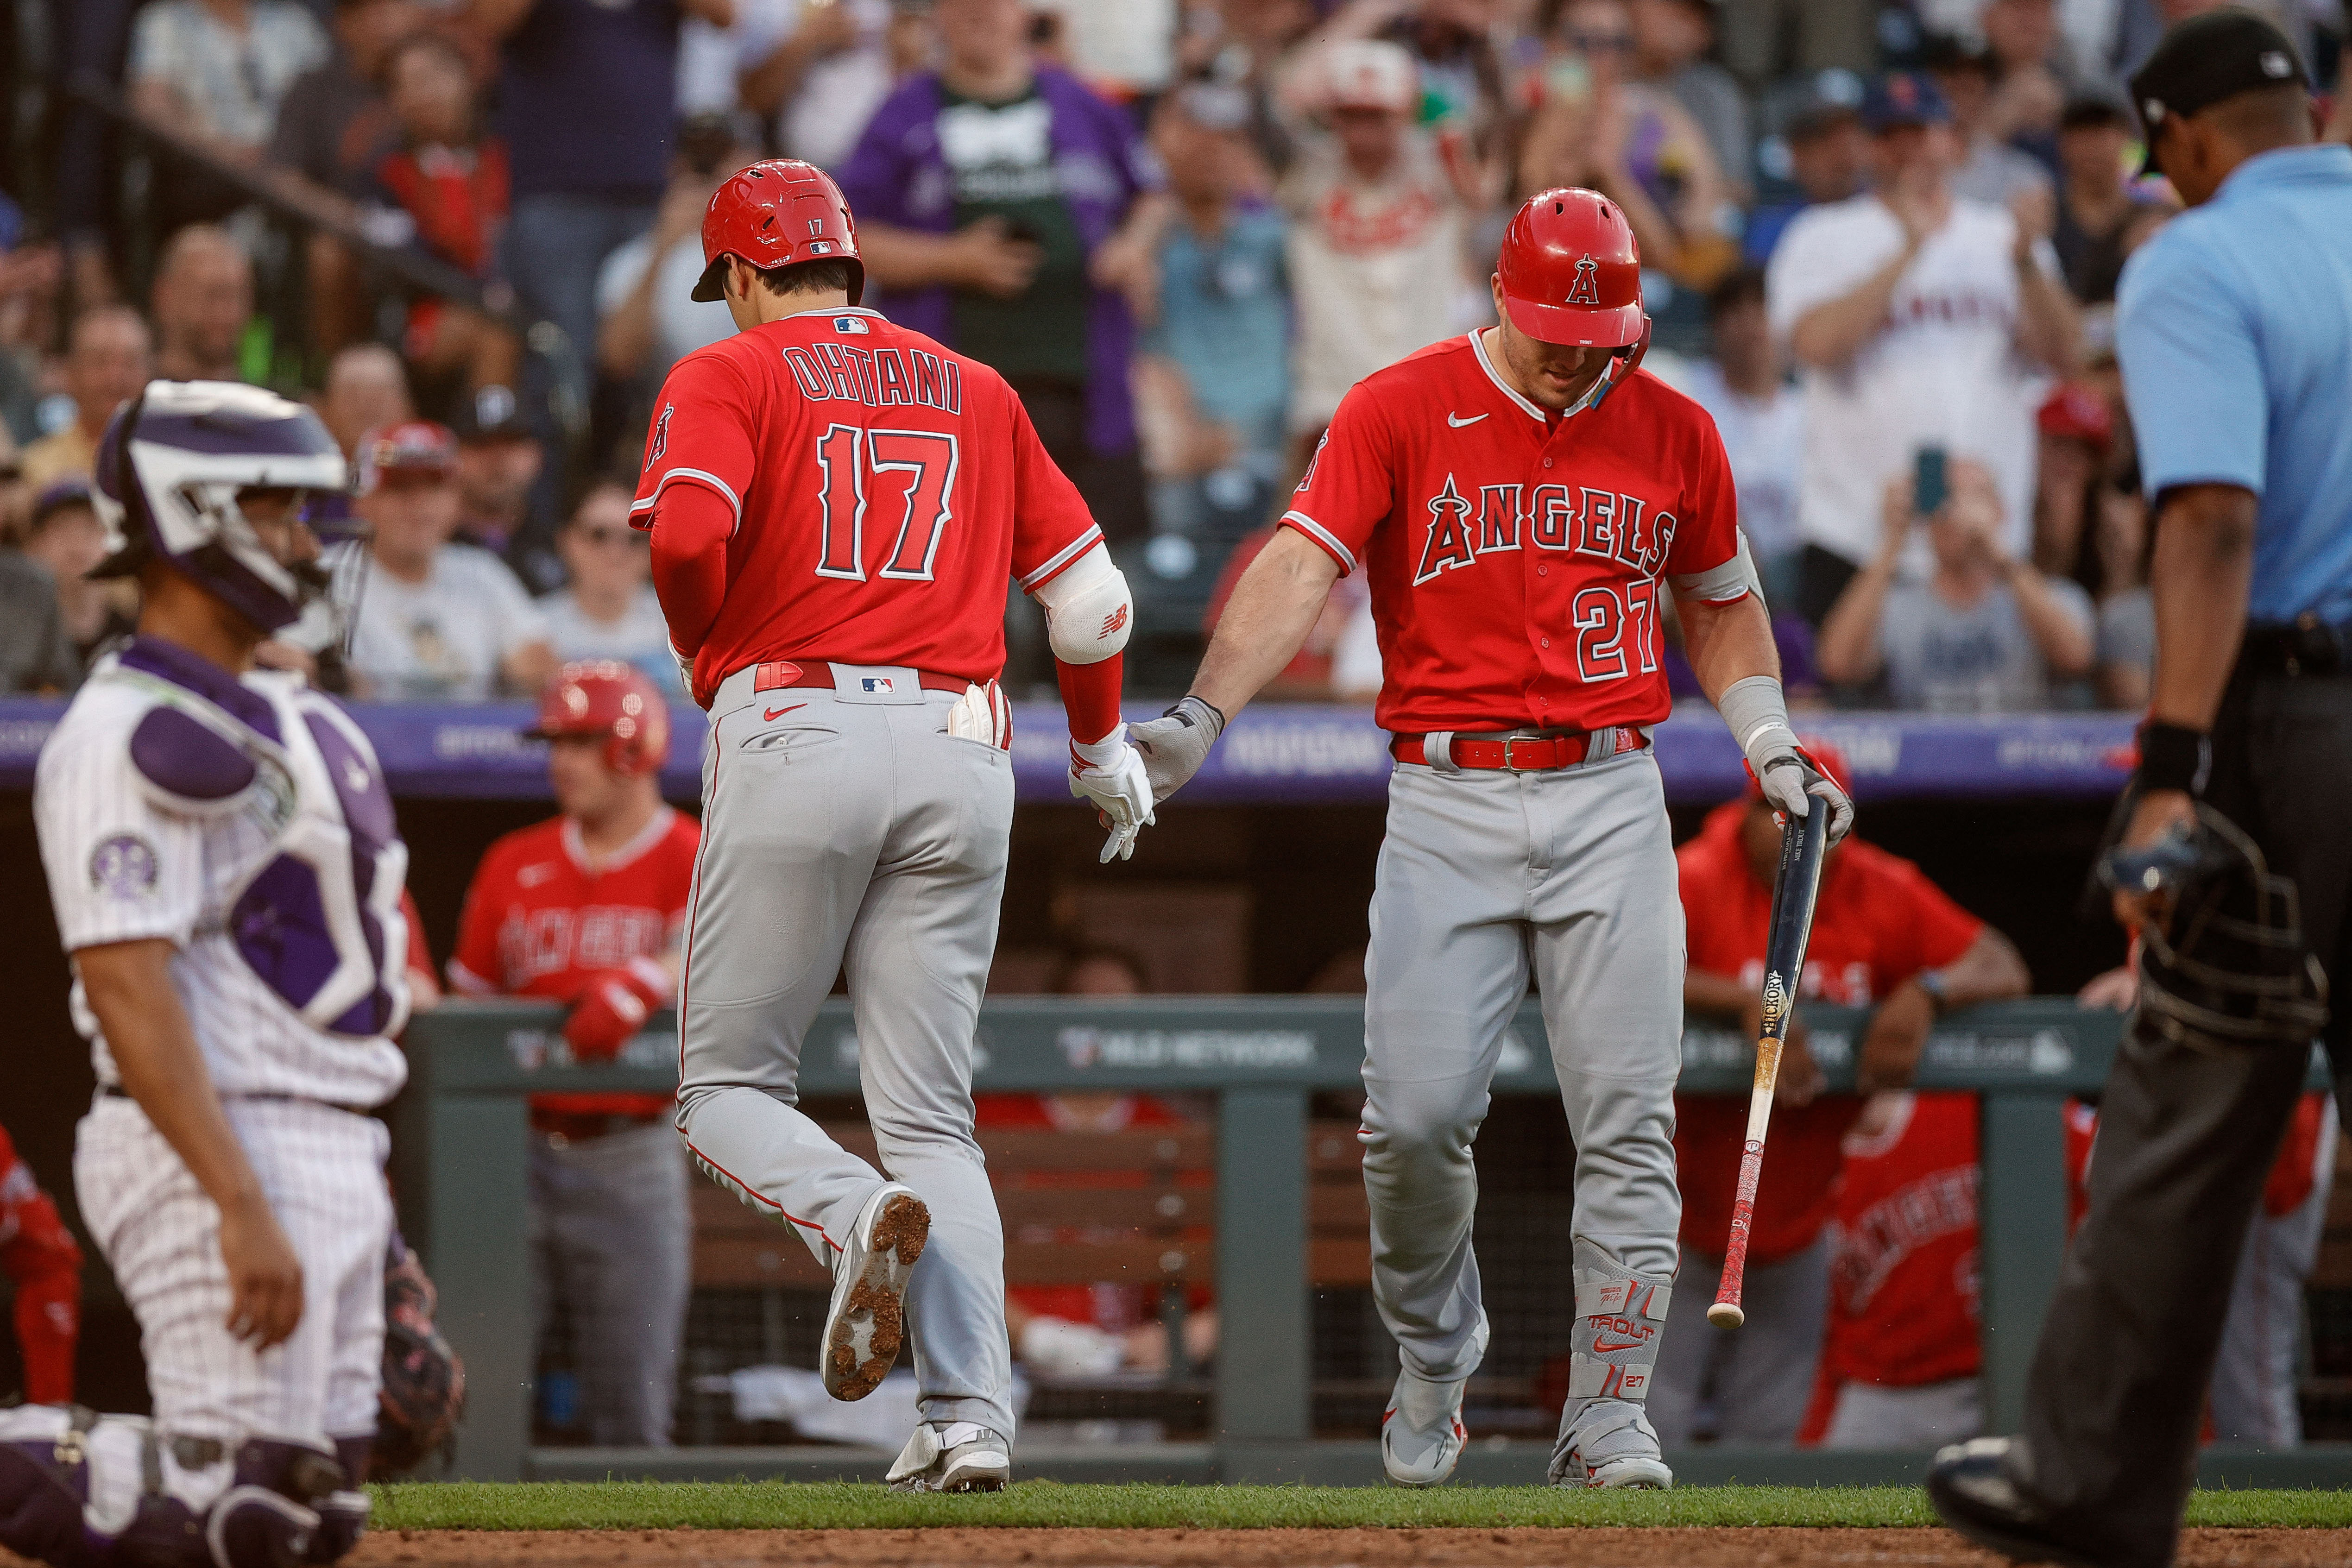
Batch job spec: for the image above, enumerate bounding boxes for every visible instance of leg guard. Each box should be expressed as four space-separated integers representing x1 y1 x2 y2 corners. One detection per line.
1548 1241 1675 1489
0 1405 122 1568
198 1438 348 1568
302 1440 372 1564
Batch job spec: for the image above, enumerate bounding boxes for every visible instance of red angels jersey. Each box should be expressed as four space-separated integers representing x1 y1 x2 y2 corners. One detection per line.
449 807 700 1116
1279 334 1742 732
1819 1092 1982 1391
0 1122 82 1404
633 306 1102 705
1673 801 1984 1264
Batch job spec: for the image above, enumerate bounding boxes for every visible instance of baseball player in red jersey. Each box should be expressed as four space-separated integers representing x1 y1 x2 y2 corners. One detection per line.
0 1125 81 1404
632 161 1147 1493
448 661 698 1446
1661 743 2025 1445
1133 188 1853 1489
1799 1092 1985 1448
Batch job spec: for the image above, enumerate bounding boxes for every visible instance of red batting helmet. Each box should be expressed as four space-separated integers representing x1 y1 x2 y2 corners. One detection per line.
525 661 671 777
1496 188 1647 349
691 159 864 305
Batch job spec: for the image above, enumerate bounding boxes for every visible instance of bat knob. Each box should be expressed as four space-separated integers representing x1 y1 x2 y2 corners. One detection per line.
1706 1302 1745 1329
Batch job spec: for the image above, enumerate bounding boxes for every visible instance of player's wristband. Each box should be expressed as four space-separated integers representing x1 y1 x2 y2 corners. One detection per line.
2134 720 2209 796
1717 675 1797 776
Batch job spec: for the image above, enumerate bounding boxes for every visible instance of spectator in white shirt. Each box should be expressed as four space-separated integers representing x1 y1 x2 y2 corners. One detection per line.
595 115 751 387
1816 455 2093 711
739 0 929 172
1685 266 1803 605
1280 38 1477 435
541 480 685 702
1766 69 2079 625
343 420 557 701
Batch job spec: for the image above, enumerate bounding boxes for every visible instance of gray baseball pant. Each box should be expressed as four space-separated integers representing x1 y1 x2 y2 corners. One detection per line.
1648 1237 1829 1443
529 1120 691 1446
1819 1378 1981 1448
1361 745 1685 1382
2208 1105 2334 1447
673 668 1016 1439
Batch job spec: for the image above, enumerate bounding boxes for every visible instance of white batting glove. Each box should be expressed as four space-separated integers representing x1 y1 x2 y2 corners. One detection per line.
1069 727 1155 863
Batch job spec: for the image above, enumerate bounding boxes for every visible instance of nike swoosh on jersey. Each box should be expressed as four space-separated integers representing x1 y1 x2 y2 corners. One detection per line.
763 705 806 722
1447 412 1488 428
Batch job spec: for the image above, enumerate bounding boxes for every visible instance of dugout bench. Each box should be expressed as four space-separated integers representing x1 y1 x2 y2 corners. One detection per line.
395 997 2345 1487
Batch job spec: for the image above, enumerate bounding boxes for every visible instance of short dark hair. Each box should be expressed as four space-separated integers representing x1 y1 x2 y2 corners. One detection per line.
1707 264 1767 322
752 258 859 299
2061 96 2130 133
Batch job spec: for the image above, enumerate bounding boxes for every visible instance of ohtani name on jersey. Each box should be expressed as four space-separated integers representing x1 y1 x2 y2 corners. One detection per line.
782 342 964 414
1412 475 1676 586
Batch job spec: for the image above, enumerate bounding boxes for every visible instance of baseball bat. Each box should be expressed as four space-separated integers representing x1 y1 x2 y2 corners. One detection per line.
1707 792 1832 1330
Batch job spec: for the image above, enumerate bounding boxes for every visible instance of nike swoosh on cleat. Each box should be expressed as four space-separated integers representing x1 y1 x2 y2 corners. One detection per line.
763 705 806 721
1447 412 1488 428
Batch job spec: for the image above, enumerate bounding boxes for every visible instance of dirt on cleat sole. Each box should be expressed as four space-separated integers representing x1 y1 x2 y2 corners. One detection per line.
827 1192 930 1401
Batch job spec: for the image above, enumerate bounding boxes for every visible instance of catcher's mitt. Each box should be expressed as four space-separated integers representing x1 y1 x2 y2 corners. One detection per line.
2098 801 2328 1050
374 1235 465 1478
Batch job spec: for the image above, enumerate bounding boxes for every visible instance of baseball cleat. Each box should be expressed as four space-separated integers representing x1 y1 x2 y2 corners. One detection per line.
887 1422 1012 1493
1380 1366 1469 1487
1927 1437 2116 1568
821 1183 930 1402
1551 1399 1673 1490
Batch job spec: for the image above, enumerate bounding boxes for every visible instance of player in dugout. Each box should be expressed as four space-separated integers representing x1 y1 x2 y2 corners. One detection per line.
0 1125 81 1406
1656 739 2028 1445
448 661 698 1447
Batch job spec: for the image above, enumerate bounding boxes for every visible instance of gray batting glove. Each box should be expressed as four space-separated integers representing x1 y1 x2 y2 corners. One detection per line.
1129 695 1225 802
1758 747 1854 846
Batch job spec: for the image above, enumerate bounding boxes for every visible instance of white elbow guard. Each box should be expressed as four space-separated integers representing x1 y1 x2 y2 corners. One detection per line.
1035 543 1132 666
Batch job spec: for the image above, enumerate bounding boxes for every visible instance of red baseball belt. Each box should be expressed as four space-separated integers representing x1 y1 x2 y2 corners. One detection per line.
753 660 973 696
1390 728 1648 771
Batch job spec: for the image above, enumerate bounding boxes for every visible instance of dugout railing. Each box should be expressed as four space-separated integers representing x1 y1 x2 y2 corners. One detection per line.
395 998 2346 1488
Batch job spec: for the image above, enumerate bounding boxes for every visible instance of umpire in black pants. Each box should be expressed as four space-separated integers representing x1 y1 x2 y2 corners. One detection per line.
1929 13 2352 1568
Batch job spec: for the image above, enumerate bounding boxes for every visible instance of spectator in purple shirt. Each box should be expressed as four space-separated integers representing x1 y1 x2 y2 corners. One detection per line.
465 0 734 412
837 0 1171 544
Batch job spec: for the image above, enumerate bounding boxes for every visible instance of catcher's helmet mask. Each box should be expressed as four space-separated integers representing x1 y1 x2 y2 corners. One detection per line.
90 380 366 650
2097 800 2329 1051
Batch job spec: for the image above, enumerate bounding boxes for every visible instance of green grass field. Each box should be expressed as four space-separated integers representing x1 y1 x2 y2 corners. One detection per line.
367 1482 2352 1533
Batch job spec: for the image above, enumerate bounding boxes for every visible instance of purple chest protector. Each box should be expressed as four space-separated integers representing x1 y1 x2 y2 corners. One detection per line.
124 648 410 1039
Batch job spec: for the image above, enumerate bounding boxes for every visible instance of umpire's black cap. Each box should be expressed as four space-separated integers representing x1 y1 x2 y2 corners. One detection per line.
2130 7 2309 175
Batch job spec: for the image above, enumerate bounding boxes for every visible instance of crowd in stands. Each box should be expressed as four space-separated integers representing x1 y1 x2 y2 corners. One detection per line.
0 0 2339 712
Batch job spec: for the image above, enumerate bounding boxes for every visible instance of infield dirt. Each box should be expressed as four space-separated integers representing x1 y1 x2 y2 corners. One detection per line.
343 1526 2352 1566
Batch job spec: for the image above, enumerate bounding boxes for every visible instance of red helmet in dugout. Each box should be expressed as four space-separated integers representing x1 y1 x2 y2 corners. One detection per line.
692 158 864 305
1496 188 1647 348
526 661 671 777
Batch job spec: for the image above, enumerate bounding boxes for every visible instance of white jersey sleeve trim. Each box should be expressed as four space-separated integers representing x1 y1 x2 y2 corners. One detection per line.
1279 510 1358 575
1020 524 1105 591
631 468 745 536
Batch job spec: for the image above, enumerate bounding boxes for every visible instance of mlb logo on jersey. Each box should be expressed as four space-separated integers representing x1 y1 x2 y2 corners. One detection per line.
861 676 897 694
832 314 867 333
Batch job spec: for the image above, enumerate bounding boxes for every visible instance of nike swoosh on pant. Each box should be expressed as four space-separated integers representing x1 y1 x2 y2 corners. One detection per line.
763 705 806 721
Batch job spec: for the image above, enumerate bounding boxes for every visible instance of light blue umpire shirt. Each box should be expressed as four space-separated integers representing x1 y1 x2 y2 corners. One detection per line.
2114 141 2352 627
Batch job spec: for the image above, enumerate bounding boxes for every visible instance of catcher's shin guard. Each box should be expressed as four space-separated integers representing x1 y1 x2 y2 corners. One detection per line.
0 1405 126 1568
1550 1241 1674 1489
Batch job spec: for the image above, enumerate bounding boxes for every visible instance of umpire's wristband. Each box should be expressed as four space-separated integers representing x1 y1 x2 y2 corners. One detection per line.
2134 720 2209 796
